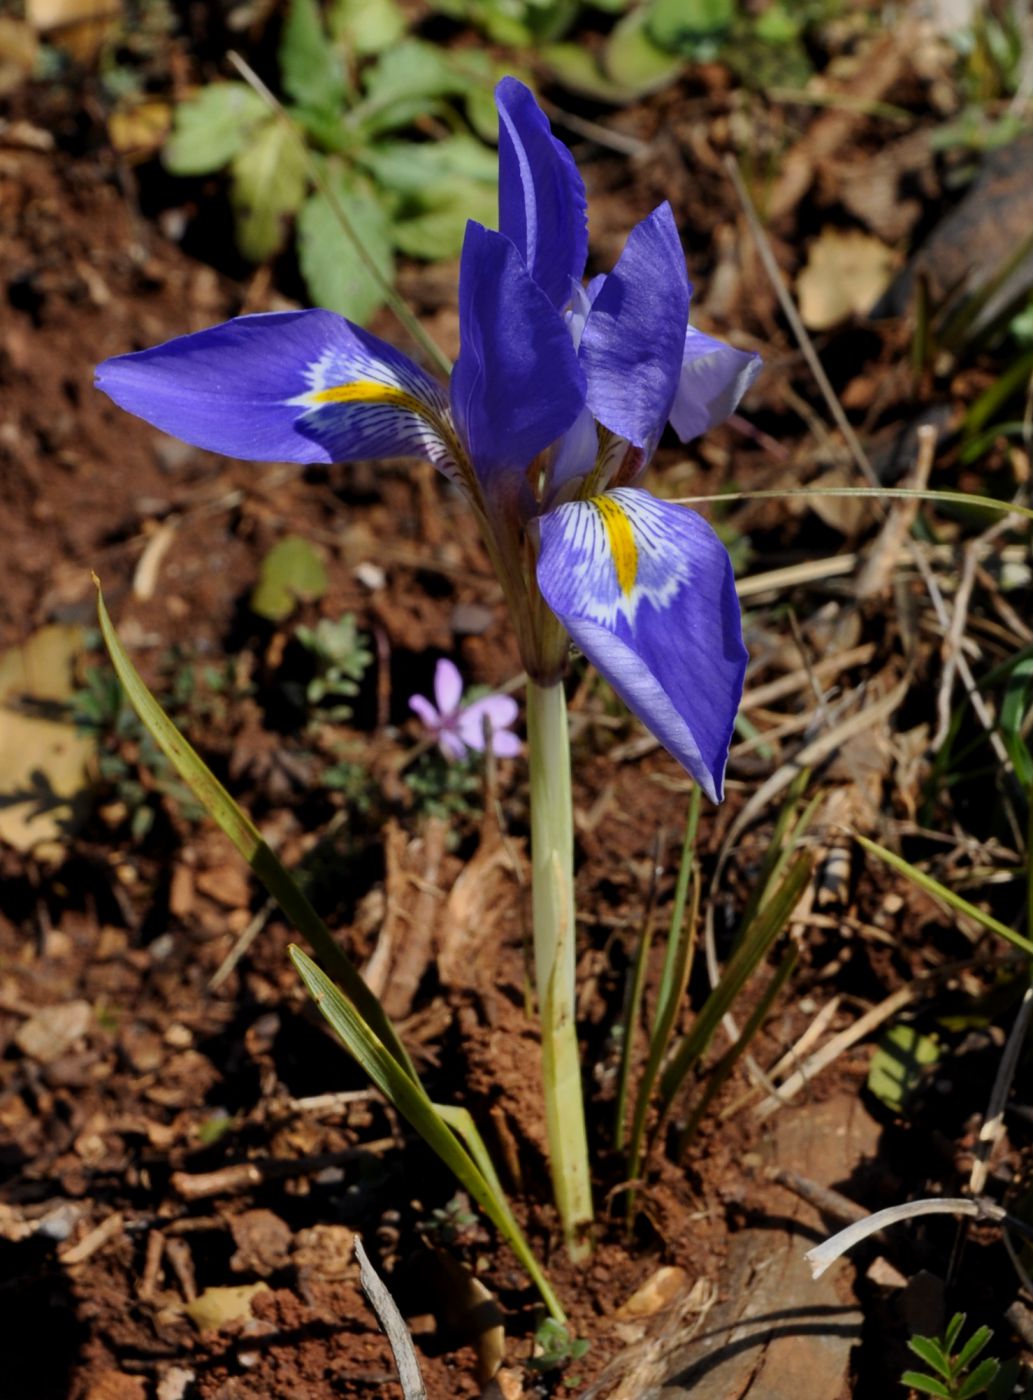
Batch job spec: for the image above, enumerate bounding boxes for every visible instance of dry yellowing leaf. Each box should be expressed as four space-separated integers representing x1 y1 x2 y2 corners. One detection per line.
797 228 897 330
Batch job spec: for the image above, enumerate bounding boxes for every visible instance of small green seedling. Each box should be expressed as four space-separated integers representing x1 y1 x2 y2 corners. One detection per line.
902 1312 1000 1398
528 1316 589 1382
294 613 373 724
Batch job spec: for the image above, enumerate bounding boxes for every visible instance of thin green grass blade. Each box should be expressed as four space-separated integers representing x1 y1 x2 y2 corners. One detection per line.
674 943 798 1159
613 896 659 1154
94 576 418 1079
999 656 1033 789
291 946 565 1321
656 850 814 1125
655 786 702 1028
732 769 812 944
674 485 1033 524
433 1103 565 1323
856 835 1033 956
623 843 701 1212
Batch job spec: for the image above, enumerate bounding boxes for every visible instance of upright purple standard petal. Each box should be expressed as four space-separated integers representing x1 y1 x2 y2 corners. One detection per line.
495 77 588 310
669 326 762 442
451 222 586 482
536 488 746 801
95 309 460 476
579 203 690 454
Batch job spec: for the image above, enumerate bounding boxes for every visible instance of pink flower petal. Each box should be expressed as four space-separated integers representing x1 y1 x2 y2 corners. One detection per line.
433 657 464 717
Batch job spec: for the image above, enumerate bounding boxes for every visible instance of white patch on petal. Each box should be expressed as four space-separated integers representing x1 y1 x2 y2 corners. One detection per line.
282 342 461 479
544 488 695 628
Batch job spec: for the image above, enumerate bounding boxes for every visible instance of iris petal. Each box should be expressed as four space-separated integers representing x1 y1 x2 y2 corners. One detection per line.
495 77 588 310
452 222 586 483
579 203 690 453
536 488 746 801
95 309 460 477
668 326 762 442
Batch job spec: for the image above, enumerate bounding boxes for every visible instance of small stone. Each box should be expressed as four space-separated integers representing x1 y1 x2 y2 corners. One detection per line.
292 1224 355 1279
169 864 194 918
156 1367 195 1400
164 1023 193 1049
85 1371 147 1400
867 1256 908 1288
15 1000 92 1064
450 602 494 636
614 1265 691 1319
354 561 386 590
229 1210 292 1277
196 863 250 909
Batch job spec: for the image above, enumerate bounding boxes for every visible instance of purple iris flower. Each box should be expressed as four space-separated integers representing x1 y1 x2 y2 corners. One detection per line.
409 658 521 762
95 77 759 802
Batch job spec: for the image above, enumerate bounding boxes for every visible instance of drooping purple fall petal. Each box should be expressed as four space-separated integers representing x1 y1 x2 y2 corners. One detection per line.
95 309 459 476
535 488 746 801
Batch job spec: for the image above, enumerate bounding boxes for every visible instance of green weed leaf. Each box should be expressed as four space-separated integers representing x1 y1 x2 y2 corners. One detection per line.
329 0 405 55
604 8 685 96
907 1334 953 1379
297 169 393 322
230 118 308 261
280 0 349 118
357 40 470 136
900 1374 952 1399
956 1325 994 1374
250 536 328 622
539 43 635 103
163 83 267 175
867 1024 940 1113
646 0 736 55
958 1358 1001 1399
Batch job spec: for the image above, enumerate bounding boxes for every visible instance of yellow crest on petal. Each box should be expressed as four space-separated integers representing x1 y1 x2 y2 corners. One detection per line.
309 379 426 414
590 494 638 596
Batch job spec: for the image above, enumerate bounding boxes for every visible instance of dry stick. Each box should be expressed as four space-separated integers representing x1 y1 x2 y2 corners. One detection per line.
720 994 842 1120
726 151 1015 781
855 424 936 601
226 51 451 380
969 979 1033 1196
753 984 916 1120
354 1236 428 1400
933 543 981 752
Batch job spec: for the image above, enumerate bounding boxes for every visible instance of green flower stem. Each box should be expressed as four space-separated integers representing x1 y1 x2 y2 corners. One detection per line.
526 678 593 1260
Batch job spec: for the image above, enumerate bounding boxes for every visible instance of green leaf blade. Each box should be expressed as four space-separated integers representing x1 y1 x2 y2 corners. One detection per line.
900 1373 953 1399
280 0 349 117
230 118 309 262
164 83 268 175
297 173 393 322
